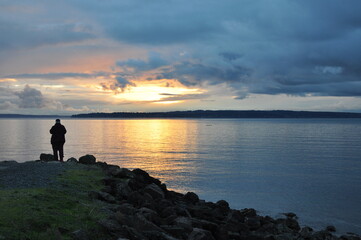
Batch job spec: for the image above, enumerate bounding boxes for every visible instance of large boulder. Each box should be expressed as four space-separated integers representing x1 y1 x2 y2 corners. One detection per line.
132 168 162 186
114 181 132 199
188 228 215 240
67 157 78 163
144 183 165 199
111 168 135 179
71 229 89 240
79 155 96 164
184 192 199 204
40 153 55 161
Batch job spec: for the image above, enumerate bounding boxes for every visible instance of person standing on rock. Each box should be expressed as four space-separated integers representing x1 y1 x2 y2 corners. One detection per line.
50 119 67 162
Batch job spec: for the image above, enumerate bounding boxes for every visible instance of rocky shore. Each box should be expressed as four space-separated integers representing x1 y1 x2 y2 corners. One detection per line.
75 155 360 240
1 155 360 240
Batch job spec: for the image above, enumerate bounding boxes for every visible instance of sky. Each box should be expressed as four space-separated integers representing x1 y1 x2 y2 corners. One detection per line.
1 0 361 115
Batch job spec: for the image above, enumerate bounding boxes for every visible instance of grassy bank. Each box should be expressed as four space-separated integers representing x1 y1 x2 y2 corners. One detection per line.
0 164 109 240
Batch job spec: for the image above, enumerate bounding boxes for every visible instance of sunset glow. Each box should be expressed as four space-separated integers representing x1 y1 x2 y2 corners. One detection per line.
112 83 204 103
1 1 361 114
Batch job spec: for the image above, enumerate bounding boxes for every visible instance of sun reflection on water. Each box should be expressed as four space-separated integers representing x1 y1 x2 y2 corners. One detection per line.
65 119 201 191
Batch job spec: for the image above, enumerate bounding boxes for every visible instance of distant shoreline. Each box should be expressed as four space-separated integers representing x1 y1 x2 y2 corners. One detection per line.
0 114 69 119
2 110 361 119
73 110 361 119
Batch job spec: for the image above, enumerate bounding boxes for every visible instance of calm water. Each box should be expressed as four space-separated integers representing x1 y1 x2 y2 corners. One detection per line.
1 118 361 234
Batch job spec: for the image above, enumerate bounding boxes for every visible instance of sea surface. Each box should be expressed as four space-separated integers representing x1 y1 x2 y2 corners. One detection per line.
1 118 361 234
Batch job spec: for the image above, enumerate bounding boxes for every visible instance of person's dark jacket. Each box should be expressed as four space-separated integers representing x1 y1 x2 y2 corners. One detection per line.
50 123 67 145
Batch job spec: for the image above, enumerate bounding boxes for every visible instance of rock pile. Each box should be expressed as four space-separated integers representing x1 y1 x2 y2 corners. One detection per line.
81 157 360 240
40 153 55 161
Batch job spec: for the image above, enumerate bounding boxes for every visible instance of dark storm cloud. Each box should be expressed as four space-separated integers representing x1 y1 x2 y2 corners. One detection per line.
220 53 243 62
100 74 135 93
151 61 251 88
116 52 168 72
254 81 361 97
14 85 47 108
0 19 94 51
81 0 360 98
115 76 135 89
4 72 107 80
71 0 222 45
4 0 361 100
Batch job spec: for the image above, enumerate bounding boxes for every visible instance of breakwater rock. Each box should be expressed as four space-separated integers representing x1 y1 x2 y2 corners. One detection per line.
86 160 360 240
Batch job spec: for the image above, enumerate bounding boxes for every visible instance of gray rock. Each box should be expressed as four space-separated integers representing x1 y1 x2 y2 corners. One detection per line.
240 208 257 217
120 225 147 240
285 218 300 231
98 218 122 232
116 203 137 215
214 225 229 240
222 221 249 233
40 153 55 161
144 183 165 199
311 230 338 240
225 210 246 223
112 168 135 179
191 218 219 234
326 225 336 232
134 213 165 233
184 192 199 204
161 206 177 218
173 216 193 232
115 181 132 199
67 157 78 163
274 233 296 240
71 229 89 240
79 155 96 164
340 233 361 240
216 200 230 210
127 191 142 205
144 231 179 240
137 207 160 224
160 225 187 238
116 210 164 234
275 222 293 234
132 168 162 186
188 228 215 240
275 218 300 233
300 226 313 238
259 222 277 234
155 199 173 212
115 211 128 225
246 216 262 230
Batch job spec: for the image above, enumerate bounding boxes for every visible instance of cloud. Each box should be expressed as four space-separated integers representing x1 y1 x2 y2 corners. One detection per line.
0 101 16 110
9 85 94 113
115 76 135 89
14 85 48 108
156 93 208 102
3 0 361 112
116 52 168 72
3 72 104 80
0 18 94 51
100 74 135 93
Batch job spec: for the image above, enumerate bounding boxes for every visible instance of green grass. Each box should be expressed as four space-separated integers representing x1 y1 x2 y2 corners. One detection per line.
0 165 110 240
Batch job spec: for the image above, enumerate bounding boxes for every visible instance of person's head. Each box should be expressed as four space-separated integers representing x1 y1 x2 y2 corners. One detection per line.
55 119 61 123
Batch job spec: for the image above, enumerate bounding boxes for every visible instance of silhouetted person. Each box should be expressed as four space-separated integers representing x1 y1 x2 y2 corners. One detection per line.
50 119 67 162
